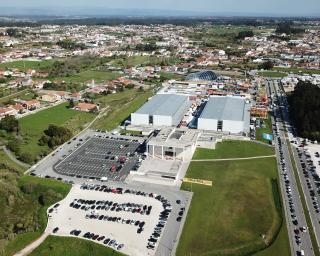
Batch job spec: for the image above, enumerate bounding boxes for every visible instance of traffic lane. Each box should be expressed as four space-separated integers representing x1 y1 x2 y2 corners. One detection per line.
270 81 314 255
293 145 320 247
273 81 315 255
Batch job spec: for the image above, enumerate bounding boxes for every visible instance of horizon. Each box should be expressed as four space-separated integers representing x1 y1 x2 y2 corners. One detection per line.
1 0 320 17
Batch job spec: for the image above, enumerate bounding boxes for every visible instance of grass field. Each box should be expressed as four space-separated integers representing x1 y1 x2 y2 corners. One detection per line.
258 71 288 78
177 141 290 256
93 88 153 131
1 173 71 256
19 102 96 160
192 140 275 160
52 70 121 83
273 67 320 75
0 60 54 72
29 236 124 256
256 116 273 143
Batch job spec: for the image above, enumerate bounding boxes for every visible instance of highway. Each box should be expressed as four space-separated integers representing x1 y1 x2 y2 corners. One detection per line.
266 79 315 256
273 79 320 254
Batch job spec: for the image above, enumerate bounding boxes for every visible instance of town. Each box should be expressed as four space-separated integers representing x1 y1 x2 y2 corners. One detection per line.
0 5 320 256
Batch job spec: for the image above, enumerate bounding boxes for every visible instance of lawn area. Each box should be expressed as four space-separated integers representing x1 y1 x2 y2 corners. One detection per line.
256 116 273 143
192 140 275 160
18 102 96 160
93 88 153 131
0 60 55 72
159 71 184 81
29 236 124 256
111 56 181 68
177 156 289 256
0 149 26 173
2 174 71 256
258 71 288 78
273 67 320 75
52 70 121 83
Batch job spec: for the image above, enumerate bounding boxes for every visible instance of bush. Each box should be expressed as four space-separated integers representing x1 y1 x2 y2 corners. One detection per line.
7 139 21 155
0 116 20 133
19 152 34 164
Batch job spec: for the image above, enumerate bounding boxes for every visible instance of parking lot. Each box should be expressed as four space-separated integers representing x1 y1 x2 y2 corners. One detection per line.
46 183 189 256
53 135 144 181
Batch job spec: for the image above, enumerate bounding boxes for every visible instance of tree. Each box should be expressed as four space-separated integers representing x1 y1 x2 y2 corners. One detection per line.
68 99 75 109
7 138 21 155
19 152 34 164
236 30 254 40
276 22 305 35
6 28 18 37
288 81 320 141
0 116 20 133
259 61 274 70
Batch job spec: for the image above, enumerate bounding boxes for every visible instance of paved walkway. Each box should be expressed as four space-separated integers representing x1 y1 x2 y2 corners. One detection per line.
13 232 49 256
191 155 276 162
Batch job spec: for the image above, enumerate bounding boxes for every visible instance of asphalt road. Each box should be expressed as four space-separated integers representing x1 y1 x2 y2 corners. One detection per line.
273 80 320 252
266 79 314 256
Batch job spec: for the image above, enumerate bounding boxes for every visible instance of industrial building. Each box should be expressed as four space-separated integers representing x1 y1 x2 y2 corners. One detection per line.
198 96 251 134
131 94 191 127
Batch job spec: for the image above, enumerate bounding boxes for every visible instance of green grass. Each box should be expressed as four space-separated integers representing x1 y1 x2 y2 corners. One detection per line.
111 56 181 68
256 116 273 143
159 71 184 81
0 60 54 72
120 129 142 136
52 70 121 83
29 236 124 256
2 176 71 256
258 71 287 78
254 219 290 256
19 102 96 159
274 67 320 75
192 140 275 160
0 149 26 173
93 89 153 131
177 157 286 256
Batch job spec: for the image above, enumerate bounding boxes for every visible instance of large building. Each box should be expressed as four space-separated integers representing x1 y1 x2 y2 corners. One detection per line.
186 70 218 81
198 96 251 134
131 94 191 127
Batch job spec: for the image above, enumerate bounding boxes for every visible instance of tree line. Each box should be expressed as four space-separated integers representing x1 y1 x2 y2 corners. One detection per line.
288 81 320 141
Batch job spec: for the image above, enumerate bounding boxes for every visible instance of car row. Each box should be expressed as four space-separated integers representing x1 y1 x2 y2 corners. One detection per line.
70 198 152 215
83 231 124 251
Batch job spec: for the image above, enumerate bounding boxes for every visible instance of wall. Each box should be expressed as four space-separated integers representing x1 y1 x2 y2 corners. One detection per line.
197 118 218 131
131 113 149 125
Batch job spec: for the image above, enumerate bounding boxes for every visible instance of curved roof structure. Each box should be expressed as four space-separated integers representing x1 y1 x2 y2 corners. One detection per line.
186 70 218 81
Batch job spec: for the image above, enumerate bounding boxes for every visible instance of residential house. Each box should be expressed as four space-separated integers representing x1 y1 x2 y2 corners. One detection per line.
68 92 82 101
74 102 98 112
22 99 41 110
41 93 61 103
0 107 17 119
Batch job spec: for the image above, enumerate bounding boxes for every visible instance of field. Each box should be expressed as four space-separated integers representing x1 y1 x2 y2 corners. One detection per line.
111 56 181 68
0 149 71 256
258 71 288 78
177 141 290 256
192 140 275 160
93 88 153 131
255 116 273 143
18 102 96 160
273 67 320 75
52 70 121 83
0 60 55 72
29 236 124 256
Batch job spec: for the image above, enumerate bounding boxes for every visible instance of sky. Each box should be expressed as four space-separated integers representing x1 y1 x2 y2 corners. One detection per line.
1 0 320 16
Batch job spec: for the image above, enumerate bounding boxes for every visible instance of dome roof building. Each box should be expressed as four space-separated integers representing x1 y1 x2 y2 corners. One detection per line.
186 70 218 81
